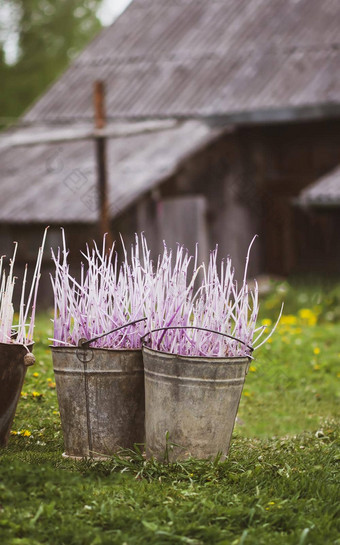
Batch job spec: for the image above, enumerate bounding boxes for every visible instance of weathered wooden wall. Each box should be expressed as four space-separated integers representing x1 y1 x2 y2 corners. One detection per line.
295 209 340 275
239 119 340 274
114 119 340 278
112 131 261 281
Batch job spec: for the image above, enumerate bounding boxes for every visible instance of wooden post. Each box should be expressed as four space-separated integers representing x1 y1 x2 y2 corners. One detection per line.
93 81 112 245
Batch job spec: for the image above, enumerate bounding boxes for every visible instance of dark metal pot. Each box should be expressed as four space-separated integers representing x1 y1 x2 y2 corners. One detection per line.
0 342 34 447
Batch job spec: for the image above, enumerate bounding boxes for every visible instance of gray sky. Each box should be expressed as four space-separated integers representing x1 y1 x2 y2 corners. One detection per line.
97 0 133 25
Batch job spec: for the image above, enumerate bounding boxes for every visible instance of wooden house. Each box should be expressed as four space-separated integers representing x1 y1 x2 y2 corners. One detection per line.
1 0 340 304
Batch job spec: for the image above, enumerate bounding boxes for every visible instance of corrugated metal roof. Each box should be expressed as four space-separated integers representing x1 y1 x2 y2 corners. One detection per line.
0 120 222 223
23 0 340 123
297 166 340 207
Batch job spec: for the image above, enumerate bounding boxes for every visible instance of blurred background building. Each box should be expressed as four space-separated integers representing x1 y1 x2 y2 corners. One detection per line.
1 0 340 304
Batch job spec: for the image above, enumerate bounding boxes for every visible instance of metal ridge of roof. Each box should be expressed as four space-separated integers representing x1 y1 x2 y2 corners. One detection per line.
0 119 180 150
20 103 340 126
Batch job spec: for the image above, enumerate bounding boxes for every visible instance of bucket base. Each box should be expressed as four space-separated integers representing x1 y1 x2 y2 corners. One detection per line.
62 452 111 461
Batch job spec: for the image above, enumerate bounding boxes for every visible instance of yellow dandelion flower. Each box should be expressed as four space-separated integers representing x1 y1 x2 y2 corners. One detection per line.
261 319 272 327
267 338 273 344
313 347 320 355
243 391 251 397
298 308 317 326
249 366 257 372
281 315 298 326
32 391 43 398
23 430 31 437
48 382 56 389
32 372 39 378
299 308 312 318
267 501 275 505
10 430 17 435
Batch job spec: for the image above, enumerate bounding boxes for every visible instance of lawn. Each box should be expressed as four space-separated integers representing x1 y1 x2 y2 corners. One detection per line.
0 281 339 545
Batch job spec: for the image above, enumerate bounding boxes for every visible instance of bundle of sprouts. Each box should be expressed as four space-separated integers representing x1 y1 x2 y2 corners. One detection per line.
0 229 47 346
52 232 280 356
144 237 281 358
51 232 151 349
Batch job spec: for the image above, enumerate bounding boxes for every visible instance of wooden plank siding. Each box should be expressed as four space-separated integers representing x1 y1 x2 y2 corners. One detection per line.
238 120 340 274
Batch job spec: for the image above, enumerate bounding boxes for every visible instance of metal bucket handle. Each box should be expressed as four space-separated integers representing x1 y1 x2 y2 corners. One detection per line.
79 317 147 348
141 326 254 353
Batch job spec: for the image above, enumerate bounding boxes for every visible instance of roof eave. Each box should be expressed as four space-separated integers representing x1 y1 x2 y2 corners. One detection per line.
206 102 340 127
18 102 340 129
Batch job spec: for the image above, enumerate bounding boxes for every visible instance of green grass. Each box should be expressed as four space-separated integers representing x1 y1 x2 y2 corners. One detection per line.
0 284 340 545
238 322 340 437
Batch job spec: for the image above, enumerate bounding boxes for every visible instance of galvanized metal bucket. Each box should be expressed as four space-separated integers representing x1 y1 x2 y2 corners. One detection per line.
0 342 35 447
142 327 251 462
51 321 146 459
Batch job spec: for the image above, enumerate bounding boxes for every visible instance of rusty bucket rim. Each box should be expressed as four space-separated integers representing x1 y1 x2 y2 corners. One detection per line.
50 345 142 354
142 345 251 364
0 340 34 350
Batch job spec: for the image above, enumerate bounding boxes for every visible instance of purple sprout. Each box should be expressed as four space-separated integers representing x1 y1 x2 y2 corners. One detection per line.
51 232 281 356
51 232 151 349
144 236 282 358
0 229 48 346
